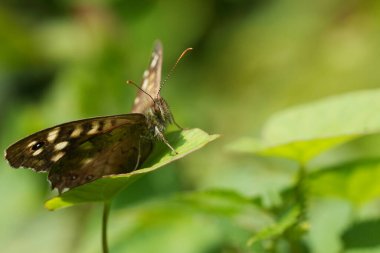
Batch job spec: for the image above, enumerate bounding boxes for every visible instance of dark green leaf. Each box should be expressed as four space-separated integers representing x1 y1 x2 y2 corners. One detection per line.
247 206 300 246
342 219 380 249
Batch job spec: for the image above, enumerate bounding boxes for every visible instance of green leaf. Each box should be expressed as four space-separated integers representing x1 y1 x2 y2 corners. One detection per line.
228 89 380 163
228 135 356 164
247 206 300 246
177 189 271 219
309 158 380 205
342 219 380 249
45 128 219 211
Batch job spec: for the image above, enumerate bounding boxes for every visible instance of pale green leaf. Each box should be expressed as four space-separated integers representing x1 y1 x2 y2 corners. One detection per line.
228 135 356 164
309 158 380 205
229 89 380 163
45 128 219 210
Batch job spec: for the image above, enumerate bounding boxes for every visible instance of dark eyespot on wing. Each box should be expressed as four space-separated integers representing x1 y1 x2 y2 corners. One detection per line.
32 142 44 151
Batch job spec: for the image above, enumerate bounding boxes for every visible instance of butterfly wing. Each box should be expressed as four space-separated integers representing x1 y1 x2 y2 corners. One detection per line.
48 120 153 192
5 114 146 172
131 40 163 114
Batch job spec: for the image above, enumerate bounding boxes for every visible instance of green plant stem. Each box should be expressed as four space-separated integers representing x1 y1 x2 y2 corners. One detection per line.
102 201 111 253
295 164 307 222
286 163 309 253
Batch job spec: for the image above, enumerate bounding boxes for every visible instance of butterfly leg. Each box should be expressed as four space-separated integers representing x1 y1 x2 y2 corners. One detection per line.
155 127 178 155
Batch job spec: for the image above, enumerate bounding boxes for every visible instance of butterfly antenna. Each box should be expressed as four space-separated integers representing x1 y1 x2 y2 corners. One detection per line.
126 80 156 103
157 47 193 97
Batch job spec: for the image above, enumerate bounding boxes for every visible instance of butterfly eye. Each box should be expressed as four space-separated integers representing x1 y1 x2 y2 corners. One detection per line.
86 175 94 181
31 141 44 151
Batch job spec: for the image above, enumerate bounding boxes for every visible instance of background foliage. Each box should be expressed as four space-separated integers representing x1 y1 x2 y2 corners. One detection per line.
1 0 380 252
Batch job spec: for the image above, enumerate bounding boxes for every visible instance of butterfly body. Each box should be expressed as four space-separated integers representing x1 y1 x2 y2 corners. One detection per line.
146 98 174 138
4 41 178 193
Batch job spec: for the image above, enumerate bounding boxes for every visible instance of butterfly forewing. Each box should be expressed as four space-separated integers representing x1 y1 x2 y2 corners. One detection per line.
5 114 146 173
131 41 163 114
48 120 152 192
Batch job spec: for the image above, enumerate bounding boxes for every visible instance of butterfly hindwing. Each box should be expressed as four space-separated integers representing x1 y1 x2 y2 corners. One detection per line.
5 114 146 173
131 41 163 114
48 120 153 192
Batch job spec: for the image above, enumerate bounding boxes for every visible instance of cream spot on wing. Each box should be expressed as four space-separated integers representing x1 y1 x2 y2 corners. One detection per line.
103 119 113 131
87 121 100 135
27 140 37 148
51 152 65 162
70 126 82 138
141 78 149 90
151 54 159 68
134 97 140 104
32 148 44 156
54 141 69 151
62 188 70 193
47 128 60 142
143 70 149 78
82 158 93 165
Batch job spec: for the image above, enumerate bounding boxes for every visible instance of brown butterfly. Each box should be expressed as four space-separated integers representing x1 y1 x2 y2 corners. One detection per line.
4 41 182 193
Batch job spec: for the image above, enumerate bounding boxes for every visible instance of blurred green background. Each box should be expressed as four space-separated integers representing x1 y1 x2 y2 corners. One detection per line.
1 0 380 253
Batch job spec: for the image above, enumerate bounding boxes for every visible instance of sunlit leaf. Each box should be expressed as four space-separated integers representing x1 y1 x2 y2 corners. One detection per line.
229 89 380 163
45 129 219 210
309 158 380 205
228 135 356 164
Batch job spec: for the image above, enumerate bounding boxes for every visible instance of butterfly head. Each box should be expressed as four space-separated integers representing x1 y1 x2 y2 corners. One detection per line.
154 97 173 123
145 96 173 134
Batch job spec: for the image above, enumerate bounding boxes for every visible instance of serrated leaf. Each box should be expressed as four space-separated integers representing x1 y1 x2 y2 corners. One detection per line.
228 89 380 163
45 128 219 210
247 206 300 246
309 158 380 205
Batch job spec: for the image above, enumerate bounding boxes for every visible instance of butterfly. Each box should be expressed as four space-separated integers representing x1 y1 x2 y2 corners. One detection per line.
4 41 181 193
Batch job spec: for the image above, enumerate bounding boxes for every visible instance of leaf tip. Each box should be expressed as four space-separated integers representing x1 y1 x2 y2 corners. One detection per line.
44 197 73 211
